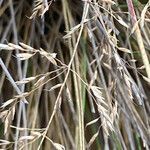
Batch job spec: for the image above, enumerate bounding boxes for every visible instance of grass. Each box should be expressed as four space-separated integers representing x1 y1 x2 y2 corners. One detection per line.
0 0 150 149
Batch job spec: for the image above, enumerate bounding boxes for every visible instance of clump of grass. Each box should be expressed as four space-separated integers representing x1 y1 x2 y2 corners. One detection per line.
0 0 150 149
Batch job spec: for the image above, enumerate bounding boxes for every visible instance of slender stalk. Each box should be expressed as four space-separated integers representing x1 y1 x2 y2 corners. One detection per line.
37 2 89 150
126 0 150 78
9 1 28 149
0 58 28 103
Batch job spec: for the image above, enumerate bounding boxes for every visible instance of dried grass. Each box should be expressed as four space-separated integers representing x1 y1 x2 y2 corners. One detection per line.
0 0 150 149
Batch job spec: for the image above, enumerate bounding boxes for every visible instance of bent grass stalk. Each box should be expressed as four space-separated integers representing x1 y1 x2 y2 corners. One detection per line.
37 2 89 150
126 0 150 78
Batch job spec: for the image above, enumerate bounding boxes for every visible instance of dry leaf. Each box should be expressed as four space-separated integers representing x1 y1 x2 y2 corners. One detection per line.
140 2 150 27
19 42 36 51
89 70 97 87
0 44 14 50
0 139 10 145
102 112 113 125
116 15 129 28
4 111 14 134
39 48 57 65
4 117 9 134
15 77 36 85
97 105 108 113
86 117 100 128
102 119 109 136
103 63 111 70
29 11 38 19
129 59 137 62
31 131 42 137
63 24 81 39
0 110 8 121
1 99 16 108
44 55 57 65
52 142 65 150
110 101 118 122
69 19 93 38
29 0 51 19
16 53 35 60
124 74 133 100
91 86 107 106
8 43 24 51
117 47 131 53
19 135 35 141
137 65 145 70
87 129 100 148
14 92 29 99
46 83 63 92
107 120 114 131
